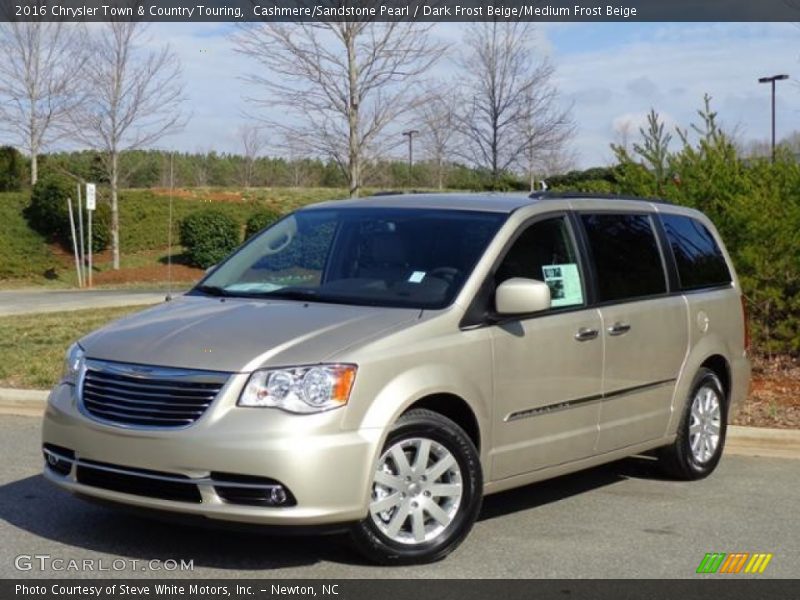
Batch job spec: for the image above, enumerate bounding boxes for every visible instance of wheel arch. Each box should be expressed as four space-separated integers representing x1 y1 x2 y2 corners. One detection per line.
403 393 481 452
700 354 731 405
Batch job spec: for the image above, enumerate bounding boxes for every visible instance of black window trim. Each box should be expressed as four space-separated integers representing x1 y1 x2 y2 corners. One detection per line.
460 208 735 330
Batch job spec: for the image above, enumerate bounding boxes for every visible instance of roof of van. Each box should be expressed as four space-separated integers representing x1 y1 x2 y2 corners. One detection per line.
303 191 676 214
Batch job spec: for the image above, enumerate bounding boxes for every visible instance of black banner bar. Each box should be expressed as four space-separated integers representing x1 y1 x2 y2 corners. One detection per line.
3 0 800 22
4 579 800 600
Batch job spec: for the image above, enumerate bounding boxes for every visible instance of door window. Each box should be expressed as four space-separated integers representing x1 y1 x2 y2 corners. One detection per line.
495 217 585 308
581 213 667 302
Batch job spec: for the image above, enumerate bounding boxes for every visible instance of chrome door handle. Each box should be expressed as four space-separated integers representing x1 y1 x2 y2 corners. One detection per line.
607 322 631 336
574 327 599 341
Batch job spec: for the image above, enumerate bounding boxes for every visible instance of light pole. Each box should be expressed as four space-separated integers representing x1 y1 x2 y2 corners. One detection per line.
402 129 419 184
758 74 789 162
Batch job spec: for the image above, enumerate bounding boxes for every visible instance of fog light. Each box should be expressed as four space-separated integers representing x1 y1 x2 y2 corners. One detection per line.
270 487 288 505
42 444 75 477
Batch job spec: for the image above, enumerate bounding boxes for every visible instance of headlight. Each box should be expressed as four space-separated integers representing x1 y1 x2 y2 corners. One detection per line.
61 343 85 385
238 364 357 413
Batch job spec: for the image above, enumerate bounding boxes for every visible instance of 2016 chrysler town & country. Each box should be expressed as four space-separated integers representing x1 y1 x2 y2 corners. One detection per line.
42 193 750 564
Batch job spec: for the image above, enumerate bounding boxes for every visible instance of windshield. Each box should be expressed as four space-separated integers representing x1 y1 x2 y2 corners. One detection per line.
196 207 506 309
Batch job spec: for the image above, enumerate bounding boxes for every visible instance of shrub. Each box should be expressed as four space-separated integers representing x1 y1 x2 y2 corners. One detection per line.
245 208 282 239
25 175 111 252
25 174 74 241
89 202 112 253
0 146 26 191
179 209 240 268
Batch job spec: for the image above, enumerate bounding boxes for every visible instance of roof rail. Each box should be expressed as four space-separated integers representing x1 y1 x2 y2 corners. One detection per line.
369 189 432 197
528 190 673 205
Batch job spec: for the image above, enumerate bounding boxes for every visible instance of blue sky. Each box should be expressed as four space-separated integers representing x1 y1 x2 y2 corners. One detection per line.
151 22 800 169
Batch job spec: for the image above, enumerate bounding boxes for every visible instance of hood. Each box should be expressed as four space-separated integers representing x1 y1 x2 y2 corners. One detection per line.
80 295 420 372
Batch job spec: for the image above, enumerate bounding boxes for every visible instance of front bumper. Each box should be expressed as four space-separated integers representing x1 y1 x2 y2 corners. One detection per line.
41 382 381 526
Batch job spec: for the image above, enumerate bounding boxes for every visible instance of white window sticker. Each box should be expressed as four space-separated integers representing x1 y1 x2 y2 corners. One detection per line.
408 271 426 283
542 263 583 307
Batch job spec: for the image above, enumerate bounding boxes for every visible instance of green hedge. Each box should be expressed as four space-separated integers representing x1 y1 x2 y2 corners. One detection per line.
245 208 282 239
179 209 241 268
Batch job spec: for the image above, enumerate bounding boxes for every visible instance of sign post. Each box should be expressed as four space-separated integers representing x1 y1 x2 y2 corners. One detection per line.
67 196 82 288
77 184 85 286
86 183 96 288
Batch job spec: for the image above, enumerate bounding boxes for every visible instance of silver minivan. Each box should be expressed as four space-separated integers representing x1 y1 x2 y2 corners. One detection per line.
42 193 750 564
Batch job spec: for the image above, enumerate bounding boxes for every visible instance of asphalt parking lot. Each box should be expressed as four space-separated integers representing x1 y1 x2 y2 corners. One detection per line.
1 415 797 579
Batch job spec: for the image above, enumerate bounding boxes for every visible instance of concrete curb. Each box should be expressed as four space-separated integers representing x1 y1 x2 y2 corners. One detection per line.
0 388 48 417
1 388 798 458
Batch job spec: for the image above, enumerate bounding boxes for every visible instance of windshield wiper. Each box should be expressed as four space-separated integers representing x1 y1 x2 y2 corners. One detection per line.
253 288 321 301
195 284 233 297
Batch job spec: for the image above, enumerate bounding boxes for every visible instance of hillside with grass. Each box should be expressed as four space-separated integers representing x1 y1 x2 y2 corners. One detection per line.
0 187 348 288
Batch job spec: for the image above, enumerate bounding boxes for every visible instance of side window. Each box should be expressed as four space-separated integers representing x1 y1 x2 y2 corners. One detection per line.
661 214 732 290
581 213 666 302
495 217 584 308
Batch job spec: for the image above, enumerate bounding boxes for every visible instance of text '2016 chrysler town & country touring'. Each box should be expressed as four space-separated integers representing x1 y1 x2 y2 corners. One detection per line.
42 192 750 564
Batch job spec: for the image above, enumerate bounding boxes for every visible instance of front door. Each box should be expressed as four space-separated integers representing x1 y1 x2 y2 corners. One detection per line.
490 215 603 480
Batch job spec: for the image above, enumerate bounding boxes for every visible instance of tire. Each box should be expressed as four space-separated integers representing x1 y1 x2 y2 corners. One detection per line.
350 409 483 565
659 368 727 480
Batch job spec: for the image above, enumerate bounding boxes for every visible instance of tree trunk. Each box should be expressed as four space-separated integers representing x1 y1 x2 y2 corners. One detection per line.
30 127 38 185
30 153 38 186
346 30 360 198
111 150 120 270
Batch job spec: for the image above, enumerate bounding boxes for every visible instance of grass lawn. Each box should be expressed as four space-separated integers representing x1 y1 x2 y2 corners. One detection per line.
0 306 143 389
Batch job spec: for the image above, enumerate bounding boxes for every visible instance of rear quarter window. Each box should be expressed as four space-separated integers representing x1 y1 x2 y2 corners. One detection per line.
660 214 732 290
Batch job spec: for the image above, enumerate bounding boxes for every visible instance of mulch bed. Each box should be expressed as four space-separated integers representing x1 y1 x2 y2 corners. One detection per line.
732 356 800 429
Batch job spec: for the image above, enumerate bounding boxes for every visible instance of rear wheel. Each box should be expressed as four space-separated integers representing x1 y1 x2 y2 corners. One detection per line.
350 409 482 565
659 368 727 480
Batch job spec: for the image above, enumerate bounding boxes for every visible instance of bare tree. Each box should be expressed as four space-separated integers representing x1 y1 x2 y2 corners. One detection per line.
238 125 265 188
416 87 459 190
517 86 574 191
0 22 87 185
457 22 573 185
234 16 445 197
71 22 185 270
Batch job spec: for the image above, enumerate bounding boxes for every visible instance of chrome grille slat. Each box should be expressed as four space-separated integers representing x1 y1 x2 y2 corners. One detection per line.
83 387 212 407
83 397 206 416
83 380 217 399
80 360 229 429
83 405 195 425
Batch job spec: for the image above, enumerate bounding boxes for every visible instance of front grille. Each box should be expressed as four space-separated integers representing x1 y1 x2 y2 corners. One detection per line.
80 360 228 428
76 459 203 503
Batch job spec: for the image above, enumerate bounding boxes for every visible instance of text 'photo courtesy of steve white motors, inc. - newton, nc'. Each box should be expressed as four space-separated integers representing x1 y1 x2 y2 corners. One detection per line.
18 3 640 20
15 583 337 597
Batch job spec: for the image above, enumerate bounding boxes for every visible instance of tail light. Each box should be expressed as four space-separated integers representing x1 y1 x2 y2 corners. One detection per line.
741 295 750 353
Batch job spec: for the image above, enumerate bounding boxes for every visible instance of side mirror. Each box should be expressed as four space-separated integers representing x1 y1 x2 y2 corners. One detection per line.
495 278 551 315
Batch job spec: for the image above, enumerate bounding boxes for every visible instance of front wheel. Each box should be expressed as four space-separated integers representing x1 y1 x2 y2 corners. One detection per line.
659 368 727 480
350 409 482 565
